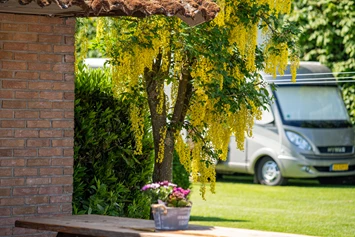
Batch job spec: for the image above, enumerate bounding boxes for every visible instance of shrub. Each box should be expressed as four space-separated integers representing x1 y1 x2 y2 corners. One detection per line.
73 64 154 218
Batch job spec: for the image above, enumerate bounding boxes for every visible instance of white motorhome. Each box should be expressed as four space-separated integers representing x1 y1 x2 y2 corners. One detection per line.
216 62 355 185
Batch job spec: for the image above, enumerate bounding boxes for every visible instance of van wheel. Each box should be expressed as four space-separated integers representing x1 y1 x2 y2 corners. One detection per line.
256 157 287 186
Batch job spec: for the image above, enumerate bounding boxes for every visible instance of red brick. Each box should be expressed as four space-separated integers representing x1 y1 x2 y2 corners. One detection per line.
39 130 62 138
12 227 38 235
14 52 38 61
27 120 51 128
52 158 73 166
53 63 74 72
26 178 50 185
63 186 73 194
39 186 62 195
0 13 14 21
0 178 25 186
63 92 74 100
28 24 52 33
0 111 13 118
0 159 24 167
14 111 39 119
28 62 52 71
13 187 38 196
40 91 63 100
52 82 74 91
28 43 52 52
39 148 62 157
13 149 37 157
38 34 62 43
40 72 63 81
3 42 28 51
1 121 25 128
2 80 27 89
52 121 74 128
13 33 38 42
0 168 12 177
2 23 27 32
0 51 13 59
0 139 25 147
0 188 11 196
63 168 73 175
13 15 39 23
64 73 75 82
0 207 11 216
52 139 73 147
52 101 74 109
25 196 48 205
63 149 74 157
64 55 75 63
0 91 14 99
14 130 39 138
53 26 75 34
39 54 62 63
2 100 27 109
14 168 38 176
14 71 39 80
38 205 60 214
0 149 13 157
40 168 63 176
65 18 76 26
13 206 37 215
28 81 52 90
63 130 74 137
53 45 74 53
15 91 39 99
40 111 63 119
64 111 74 119
28 101 52 109
0 71 13 79
0 227 12 235
50 194 72 203
0 32 13 41
39 17 64 24
26 139 50 147
0 129 13 137
27 158 50 166
2 61 27 70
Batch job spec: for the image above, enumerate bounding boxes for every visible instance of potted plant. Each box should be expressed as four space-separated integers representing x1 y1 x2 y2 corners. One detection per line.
141 181 192 230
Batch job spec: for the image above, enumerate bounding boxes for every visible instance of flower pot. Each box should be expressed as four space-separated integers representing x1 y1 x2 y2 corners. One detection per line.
151 204 191 230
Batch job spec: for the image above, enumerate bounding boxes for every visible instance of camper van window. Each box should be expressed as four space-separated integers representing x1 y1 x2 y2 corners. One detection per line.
255 105 274 125
274 86 350 127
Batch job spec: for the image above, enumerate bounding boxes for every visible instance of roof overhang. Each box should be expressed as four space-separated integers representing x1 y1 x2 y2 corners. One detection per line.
0 0 220 26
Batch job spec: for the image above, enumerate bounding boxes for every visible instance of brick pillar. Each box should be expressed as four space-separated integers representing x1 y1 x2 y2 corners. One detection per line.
0 14 75 236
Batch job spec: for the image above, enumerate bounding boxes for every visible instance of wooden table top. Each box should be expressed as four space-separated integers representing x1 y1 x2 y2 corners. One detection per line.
15 214 315 237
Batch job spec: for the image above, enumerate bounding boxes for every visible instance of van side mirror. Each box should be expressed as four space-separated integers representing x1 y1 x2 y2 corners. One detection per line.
255 106 274 125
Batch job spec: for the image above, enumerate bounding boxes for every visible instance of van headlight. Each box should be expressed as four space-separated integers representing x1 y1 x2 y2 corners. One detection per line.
285 131 312 151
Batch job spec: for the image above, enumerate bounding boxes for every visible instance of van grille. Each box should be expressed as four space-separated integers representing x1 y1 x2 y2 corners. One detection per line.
318 146 353 154
314 165 355 172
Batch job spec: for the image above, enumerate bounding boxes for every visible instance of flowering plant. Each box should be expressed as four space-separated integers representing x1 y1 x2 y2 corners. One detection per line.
141 181 192 208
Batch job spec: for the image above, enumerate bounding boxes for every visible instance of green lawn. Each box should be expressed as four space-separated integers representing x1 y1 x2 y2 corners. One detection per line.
189 176 355 237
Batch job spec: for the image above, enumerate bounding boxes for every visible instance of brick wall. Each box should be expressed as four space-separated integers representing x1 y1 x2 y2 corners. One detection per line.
0 13 75 236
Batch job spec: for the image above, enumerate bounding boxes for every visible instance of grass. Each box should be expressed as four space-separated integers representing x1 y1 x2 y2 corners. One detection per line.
189 176 355 237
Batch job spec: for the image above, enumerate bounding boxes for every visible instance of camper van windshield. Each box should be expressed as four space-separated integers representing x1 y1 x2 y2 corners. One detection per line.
275 85 351 128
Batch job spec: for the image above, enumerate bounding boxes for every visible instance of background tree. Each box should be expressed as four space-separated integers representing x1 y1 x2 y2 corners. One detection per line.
76 0 299 198
289 0 355 122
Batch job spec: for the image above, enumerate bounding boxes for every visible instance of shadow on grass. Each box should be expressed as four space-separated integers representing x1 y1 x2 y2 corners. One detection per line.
190 215 249 223
218 174 355 188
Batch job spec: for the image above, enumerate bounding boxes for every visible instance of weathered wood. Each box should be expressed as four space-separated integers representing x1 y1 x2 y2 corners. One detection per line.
15 214 315 237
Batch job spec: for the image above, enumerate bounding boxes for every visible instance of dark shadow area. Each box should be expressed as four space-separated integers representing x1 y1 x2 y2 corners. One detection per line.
190 215 249 223
218 174 355 189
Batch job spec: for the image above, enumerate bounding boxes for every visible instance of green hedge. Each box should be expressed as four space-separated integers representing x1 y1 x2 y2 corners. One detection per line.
73 65 154 218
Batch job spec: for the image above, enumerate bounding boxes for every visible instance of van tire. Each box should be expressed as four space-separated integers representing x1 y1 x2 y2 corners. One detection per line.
256 157 287 186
